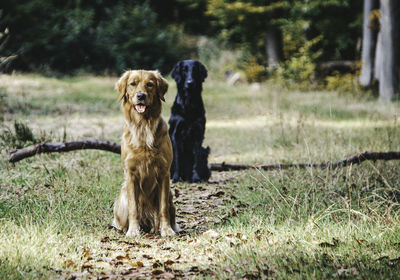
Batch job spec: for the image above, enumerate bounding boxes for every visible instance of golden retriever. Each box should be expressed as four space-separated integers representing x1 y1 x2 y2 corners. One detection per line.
112 70 180 237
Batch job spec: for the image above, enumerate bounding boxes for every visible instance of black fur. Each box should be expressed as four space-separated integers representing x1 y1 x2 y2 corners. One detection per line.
168 60 211 183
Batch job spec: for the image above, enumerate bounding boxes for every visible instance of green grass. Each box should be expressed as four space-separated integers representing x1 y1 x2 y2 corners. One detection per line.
0 73 399 279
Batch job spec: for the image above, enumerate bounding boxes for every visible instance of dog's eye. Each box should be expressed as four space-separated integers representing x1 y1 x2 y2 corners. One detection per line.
146 82 153 87
130 82 136 86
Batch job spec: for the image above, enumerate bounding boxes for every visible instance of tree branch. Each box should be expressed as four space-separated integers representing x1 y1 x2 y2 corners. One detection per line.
7 140 400 171
8 139 121 163
209 151 400 171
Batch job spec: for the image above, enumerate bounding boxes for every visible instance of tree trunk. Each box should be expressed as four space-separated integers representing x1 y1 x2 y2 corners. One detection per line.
374 31 382 81
378 0 399 101
359 0 379 87
265 25 283 68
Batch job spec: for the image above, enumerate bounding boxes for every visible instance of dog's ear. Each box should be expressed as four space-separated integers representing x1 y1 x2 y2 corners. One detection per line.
154 71 169 102
115 71 131 102
170 62 182 84
198 62 208 83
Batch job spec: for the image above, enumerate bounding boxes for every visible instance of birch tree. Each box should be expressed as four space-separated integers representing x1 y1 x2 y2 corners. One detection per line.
359 0 379 87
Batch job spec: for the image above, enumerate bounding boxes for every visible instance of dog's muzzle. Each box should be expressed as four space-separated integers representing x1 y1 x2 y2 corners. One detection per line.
134 92 147 113
184 80 195 89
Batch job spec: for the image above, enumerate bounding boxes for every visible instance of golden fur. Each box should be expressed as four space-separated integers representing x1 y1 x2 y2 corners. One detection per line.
112 70 179 237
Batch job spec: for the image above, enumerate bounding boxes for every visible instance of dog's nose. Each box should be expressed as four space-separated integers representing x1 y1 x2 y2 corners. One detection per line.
136 92 146 101
187 80 194 87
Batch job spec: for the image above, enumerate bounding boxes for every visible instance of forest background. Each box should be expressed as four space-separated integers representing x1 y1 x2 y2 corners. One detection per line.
1 0 399 100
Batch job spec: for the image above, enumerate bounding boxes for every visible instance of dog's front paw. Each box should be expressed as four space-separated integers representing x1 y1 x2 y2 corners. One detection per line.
126 226 140 237
161 226 176 237
191 171 202 183
172 223 181 233
171 174 180 183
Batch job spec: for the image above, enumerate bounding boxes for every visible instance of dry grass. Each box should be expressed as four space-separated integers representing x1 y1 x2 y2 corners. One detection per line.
0 73 400 279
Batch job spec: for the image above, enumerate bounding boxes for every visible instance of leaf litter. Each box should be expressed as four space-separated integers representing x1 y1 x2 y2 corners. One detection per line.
60 171 247 279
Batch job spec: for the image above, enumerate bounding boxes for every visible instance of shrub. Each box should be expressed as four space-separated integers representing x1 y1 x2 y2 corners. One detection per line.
325 72 364 96
274 36 322 90
1 1 190 75
243 60 266 83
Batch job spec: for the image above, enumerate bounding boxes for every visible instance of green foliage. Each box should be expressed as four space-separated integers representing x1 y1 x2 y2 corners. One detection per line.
207 0 364 89
207 0 289 60
325 72 364 96
151 0 212 35
0 0 369 92
96 3 188 73
242 60 267 83
275 36 322 90
302 0 363 61
1 1 189 74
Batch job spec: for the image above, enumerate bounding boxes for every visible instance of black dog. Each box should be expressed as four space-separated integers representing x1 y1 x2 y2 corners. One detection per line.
168 60 211 183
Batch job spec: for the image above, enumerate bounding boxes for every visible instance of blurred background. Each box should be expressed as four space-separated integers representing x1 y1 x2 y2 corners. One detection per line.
1 0 398 100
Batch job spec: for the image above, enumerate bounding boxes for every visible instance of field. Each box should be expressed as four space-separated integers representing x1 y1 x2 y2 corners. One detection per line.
0 73 400 279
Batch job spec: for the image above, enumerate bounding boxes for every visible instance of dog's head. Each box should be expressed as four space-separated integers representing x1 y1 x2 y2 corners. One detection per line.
171 60 207 89
116 70 168 116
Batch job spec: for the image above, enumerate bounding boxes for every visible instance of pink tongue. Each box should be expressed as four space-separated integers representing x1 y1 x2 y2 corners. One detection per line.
135 105 146 113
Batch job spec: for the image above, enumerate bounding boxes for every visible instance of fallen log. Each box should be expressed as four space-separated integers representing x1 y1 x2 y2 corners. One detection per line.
8 139 121 163
7 140 400 171
210 151 400 171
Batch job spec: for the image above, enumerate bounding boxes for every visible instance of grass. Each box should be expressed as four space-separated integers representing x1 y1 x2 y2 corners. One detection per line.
0 73 400 279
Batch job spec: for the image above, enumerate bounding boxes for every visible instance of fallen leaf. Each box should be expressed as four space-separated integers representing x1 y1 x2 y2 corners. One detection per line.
157 272 175 278
153 260 162 268
203 229 219 238
101 236 113 243
230 208 238 216
83 249 90 259
121 268 136 275
189 266 199 272
319 238 339 248
152 269 164 275
164 260 175 266
116 254 130 261
69 271 89 278
64 259 75 268
243 272 261 280
120 271 145 277
355 239 367 245
225 234 236 243
81 264 93 270
206 191 225 199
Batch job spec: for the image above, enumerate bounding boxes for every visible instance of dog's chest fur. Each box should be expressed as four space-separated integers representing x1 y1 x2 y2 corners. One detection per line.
125 119 159 149
122 119 167 196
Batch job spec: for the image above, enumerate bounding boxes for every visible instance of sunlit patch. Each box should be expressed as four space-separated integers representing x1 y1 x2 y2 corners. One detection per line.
207 115 398 129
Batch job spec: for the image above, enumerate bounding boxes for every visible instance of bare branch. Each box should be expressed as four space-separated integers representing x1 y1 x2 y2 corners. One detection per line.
8 139 121 163
209 151 400 171
7 140 400 171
